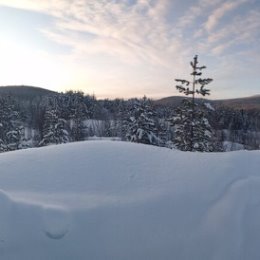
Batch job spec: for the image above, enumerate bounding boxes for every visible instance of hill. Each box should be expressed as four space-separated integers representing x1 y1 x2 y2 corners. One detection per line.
0 85 56 99
153 95 186 107
155 95 260 110
0 141 260 259
213 95 260 110
1 86 259 110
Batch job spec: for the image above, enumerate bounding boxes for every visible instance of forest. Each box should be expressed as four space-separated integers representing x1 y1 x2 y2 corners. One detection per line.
0 86 259 153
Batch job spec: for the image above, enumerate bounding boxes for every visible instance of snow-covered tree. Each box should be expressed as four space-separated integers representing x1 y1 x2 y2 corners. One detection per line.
173 55 216 152
69 98 88 141
0 96 24 152
0 97 13 150
6 126 25 151
39 109 69 146
57 91 88 141
0 137 7 153
124 97 159 145
173 100 217 151
70 116 86 141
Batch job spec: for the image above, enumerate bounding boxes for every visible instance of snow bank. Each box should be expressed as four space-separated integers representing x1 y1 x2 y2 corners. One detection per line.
0 141 260 259
223 140 245 151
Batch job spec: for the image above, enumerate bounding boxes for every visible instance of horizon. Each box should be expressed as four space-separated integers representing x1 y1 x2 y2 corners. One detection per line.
0 0 259 99
1 84 259 101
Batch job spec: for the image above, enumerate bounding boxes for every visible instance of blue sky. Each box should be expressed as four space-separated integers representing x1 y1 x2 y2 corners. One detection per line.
0 0 259 99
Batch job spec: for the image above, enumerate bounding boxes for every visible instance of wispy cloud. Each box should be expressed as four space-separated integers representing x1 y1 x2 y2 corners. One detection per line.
205 0 247 31
0 0 193 73
0 0 259 98
0 0 176 66
176 0 223 29
207 9 260 55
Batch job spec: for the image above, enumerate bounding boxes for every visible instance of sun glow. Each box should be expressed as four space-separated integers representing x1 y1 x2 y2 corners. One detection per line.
0 39 72 90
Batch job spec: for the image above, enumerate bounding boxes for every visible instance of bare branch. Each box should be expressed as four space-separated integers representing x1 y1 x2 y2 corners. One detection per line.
175 79 190 86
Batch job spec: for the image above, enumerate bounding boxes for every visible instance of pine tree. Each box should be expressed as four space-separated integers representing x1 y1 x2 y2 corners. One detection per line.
0 136 7 152
59 91 88 141
124 97 159 145
173 55 216 151
6 126 25 151
0 96 24 152
69 99 88 142
39 108 69 146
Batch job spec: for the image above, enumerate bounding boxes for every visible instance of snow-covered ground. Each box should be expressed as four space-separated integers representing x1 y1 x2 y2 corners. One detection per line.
0 141 259 259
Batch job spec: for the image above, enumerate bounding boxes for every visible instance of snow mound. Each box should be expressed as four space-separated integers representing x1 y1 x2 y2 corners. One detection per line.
0 188 70 258
0 141 260 259
223 140 245 151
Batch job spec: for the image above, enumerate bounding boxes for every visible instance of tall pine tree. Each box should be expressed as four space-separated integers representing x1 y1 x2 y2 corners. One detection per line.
173 55 216 152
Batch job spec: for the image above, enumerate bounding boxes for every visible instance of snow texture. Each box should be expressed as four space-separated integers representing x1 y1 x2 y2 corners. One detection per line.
204 102 215 111
0 141 259 259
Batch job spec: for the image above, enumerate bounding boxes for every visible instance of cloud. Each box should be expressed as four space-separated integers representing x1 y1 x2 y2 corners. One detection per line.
0 0 58 12
0 0 187 69
176 0 223 29
207 9 260 54
0 0 259 99
205 0 247 32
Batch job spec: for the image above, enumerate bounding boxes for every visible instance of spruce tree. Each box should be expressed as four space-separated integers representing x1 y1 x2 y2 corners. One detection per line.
39 108 69 146
0 96 24 152
124 97 159 145
70 98 88 141
6 126 25 151
173 55 215 151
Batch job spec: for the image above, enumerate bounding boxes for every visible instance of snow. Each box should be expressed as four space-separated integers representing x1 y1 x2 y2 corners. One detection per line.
87 135 121 141
223 141 245 151
204 102 215 111
0 141 260 259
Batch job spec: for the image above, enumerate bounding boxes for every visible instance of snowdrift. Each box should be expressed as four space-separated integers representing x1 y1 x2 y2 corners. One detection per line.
0 141 259 259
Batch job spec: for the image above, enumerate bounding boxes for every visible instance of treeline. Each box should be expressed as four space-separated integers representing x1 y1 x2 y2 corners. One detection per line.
0 90 259 152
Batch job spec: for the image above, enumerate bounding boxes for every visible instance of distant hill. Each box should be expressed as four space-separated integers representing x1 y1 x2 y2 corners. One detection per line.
213 95 260 110
155 95 260 110
153 96 186 107
0 85 56 99
1 86 259 110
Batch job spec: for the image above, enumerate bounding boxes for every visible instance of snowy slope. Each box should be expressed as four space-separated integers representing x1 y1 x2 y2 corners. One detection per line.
0 141 260 259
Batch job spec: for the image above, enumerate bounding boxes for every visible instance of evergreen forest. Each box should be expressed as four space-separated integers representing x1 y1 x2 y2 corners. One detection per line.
0 85 259 153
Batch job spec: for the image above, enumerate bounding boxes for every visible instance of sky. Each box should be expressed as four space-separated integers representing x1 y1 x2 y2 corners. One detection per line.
0 0 259 100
